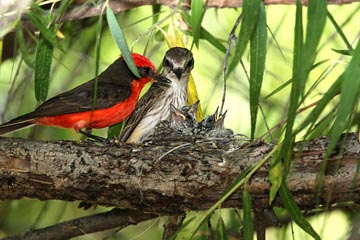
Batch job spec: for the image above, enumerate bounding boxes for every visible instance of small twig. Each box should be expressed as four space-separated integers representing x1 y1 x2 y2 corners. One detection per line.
220 13 242 115
155 142 192 164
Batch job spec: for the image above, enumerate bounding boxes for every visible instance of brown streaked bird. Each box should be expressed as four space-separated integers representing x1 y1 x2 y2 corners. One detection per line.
120 47 194 143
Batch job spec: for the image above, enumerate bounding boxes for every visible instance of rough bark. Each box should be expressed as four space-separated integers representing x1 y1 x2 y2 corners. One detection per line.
0 133 359 214
63 0 360 20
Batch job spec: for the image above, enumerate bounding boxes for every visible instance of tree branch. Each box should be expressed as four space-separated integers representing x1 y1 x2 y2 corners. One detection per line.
0 133 359 213
63 0 360 21
2 208 157 240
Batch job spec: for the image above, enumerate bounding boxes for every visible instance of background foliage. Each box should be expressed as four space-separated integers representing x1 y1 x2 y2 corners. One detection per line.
0 0 359 239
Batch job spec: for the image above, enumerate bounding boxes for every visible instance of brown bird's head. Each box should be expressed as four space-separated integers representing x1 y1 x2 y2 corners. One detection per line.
162 47 194 85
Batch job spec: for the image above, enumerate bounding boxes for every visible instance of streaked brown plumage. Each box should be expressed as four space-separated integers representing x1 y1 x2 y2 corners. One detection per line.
120 47 194 143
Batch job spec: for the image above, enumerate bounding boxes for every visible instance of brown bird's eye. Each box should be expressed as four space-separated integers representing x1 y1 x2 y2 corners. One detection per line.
186 58 194 69
163 58 171 68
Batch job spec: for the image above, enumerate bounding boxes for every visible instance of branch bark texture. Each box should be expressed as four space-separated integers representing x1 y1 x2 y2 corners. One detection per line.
0 133 359 213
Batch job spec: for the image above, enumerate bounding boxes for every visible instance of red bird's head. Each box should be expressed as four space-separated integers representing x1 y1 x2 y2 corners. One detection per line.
128 53 171 89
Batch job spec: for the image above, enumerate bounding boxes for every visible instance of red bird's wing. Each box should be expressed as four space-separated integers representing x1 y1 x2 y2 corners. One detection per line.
1 58 136 125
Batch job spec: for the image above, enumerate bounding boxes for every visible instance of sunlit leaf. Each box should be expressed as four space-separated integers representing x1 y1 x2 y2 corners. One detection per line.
295 77 340 135
332 48 353 56
16 22 34 68
106 6 140 78
215 215 227 240
269 149 282 204
34 35 53 102
152 4 161 24
93 13 103 112
191 0 203 48
227 0 260 75
279 183 320 240
182 12 226 53
327 40 360 157
249 2 266 140
242 188 254 240
327 11 353 52
27 9 63 51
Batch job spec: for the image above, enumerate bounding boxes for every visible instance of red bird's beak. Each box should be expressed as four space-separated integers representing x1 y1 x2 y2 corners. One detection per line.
154 74 172 86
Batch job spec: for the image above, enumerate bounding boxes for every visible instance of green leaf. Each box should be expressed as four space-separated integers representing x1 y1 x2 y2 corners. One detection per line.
295 77 340 135
327 40 360 157
106 6 140 78
215 216 227 240
34 35 53 102
152 4 161 24
227 0 260 76
249 2 266 140
327 11 353 52
269 149 282 204
108 122 124 139
279 183 320 240
332 48 353 56
242 188 253 240
279 0 327 176
277 0 303 177
183 147 276 239
26 9 63 51
305 111 335 139
191 0 203 48
168 216 196 240
92 13 104 112
182 12 226 53
200 28 226 53
16 22 34 68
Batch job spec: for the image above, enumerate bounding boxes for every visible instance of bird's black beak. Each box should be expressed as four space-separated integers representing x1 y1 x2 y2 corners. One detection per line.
154 75 172 86
173 68 183 80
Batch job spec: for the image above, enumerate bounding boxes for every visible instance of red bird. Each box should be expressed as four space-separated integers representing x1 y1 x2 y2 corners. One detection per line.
0 53 170 137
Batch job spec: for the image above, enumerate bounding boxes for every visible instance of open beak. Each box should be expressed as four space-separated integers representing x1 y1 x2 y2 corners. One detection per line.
154 74 172 86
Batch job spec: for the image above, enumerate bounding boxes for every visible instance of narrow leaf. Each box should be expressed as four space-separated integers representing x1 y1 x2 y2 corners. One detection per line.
269 149 282 204
106 7 140 78
92 13 103 112
26 10 63 51
332 48 353 56
227 0 260 75
16 22 34 68
191 0 203 48
200 28 226 53
152 4 161 24
34 35 53 102
327 11 353 52
279 183 320 240
249 2 267 140
327 40 360 157
295 77 340 135
215 216 227 240
182 12 226 53
242 188 254 240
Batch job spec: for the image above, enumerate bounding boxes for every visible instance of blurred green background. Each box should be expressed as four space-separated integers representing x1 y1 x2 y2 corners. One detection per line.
0 1 359 239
